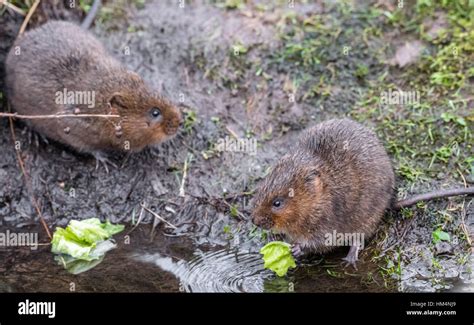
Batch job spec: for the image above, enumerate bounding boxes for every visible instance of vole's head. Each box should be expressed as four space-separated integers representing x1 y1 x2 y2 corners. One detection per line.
107 73 182 151
251 154 327 240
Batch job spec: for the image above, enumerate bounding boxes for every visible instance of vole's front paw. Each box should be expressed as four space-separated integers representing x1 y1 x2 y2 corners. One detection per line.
93 152 118 174
291 243 304 259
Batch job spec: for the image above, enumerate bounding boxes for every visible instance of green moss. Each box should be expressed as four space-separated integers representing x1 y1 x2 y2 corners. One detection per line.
405 0 474 93
351 0 473 185
355 64 369 78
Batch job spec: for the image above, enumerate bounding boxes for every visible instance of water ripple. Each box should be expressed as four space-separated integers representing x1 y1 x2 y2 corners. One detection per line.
136 248 275 292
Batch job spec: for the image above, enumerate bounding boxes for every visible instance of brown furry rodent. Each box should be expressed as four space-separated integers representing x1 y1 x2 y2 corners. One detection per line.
252 118 474 267
5 21 181 168
252 119 395 266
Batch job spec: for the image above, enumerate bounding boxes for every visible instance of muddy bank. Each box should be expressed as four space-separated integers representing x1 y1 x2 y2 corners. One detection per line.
0 0 472 292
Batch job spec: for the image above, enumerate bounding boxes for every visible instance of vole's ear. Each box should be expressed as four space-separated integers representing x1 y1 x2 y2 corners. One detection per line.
304 168 320 183
305 168 322 191
109 93 127 110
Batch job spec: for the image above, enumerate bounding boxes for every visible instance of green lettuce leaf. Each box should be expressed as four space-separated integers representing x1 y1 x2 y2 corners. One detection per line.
66 218 124 244
260 241 296 277
51 218 124 265
54 240 117 274
51 227 96 260
55 254 105 275
102 220 126 236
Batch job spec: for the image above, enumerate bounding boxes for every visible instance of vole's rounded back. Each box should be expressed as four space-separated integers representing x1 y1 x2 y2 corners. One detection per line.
252 118 395 252
6 21 181 154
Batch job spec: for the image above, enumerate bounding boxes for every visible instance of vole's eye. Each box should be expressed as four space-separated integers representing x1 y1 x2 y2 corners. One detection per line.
272 198 283 209
150 107 162 119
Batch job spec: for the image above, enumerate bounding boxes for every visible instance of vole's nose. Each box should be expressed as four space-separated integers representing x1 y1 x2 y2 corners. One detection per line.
251 214 260 226
252 214 272 229
164 115 181 135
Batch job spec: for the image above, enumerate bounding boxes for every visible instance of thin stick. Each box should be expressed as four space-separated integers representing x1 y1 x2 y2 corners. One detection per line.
457 168 467 188
7 104 52 239
179 139 200 156
80 0 101 30
8 0 51 240
221 200 247 221
140 203 177 229
459 200 471 246
225 125 239 139
0 112 120 119
18 0 40 35
379 216 416 255
0 0 26 15
179 154 191 197
394 187 474 209
450 97 474 103
127 204 145 235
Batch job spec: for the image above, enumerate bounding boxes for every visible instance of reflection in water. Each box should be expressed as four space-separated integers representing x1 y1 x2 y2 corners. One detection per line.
137 248 289 293
0 226 396 292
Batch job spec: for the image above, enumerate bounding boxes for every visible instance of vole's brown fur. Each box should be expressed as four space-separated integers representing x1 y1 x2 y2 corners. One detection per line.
5 21 181 159
252 119 395 265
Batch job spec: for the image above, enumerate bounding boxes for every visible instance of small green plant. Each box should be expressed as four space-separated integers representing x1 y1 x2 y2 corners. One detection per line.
440 112 467 126
229 204 239 218
79 0 93 12
432 228 450 244
355 64 369 78
431 257 442 270
326 268 343 278
184 110 198 132
398 162 423 182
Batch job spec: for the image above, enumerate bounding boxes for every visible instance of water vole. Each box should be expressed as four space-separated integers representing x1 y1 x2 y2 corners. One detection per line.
251 119 395 266
252 118 474 267
5 20 181 169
